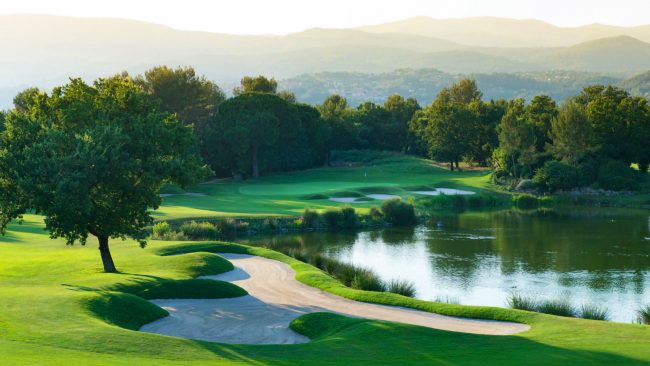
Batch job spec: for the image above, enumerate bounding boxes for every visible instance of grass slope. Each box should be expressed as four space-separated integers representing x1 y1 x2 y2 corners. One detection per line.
1 215 649 365
156 152 495 220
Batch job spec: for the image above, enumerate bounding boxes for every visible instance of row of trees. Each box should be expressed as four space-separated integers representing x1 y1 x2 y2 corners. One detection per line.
410 80 650 190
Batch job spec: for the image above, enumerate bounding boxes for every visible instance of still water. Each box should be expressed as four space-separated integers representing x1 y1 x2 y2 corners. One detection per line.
242 208 650 322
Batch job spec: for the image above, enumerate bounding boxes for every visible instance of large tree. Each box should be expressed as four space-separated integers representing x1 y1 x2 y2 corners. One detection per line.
410 80 481 170
0 76 208 272
318 94 356 165
383 94 421 153
135 66 225 142
496 99 538 178
548 99 597 163
233 75 278 95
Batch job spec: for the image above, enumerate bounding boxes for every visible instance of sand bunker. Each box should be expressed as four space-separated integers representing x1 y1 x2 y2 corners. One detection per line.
366 194 401 200
329 197 361 203
411 188 475 196
140 254 529 344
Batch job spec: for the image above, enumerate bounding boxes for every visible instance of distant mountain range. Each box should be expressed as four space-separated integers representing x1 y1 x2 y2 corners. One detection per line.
2 14 650 108
279 69 624 106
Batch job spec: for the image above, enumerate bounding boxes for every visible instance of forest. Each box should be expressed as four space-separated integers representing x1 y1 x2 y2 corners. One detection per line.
2 65 648 193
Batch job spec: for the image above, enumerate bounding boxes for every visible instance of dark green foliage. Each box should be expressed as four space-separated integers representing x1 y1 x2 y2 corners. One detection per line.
135 66 225 141
508 294 577 318
340 207 358 229
351 269 386 292
380 199 417 226
533 160 582 192
206 92 329 178
322 210 344 231
302 209 321 229
179 221 219 240
638 305 650 325
386 279 417 297
579 304 610 321
0 76 208 272
507 293 538 312
536 299 577 317
512 195 540 209
597 160 639 191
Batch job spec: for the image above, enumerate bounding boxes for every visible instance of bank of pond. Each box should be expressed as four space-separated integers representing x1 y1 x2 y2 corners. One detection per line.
155 205 650 324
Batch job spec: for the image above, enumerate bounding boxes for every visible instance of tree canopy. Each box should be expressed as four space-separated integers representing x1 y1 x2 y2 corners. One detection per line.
135 66 225 140
0 76 208 272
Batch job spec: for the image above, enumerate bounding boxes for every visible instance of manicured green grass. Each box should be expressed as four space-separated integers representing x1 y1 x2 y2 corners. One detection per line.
1 216 650 365
155 153 495 220
2 152 650 365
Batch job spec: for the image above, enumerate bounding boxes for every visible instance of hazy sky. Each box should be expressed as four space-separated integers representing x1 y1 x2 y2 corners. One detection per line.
2 0 649 34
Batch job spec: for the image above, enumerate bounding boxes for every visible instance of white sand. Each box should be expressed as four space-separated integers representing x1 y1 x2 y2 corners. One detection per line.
366 194 401 200
411 188 476 196
140 254 529 344
329 197 360 203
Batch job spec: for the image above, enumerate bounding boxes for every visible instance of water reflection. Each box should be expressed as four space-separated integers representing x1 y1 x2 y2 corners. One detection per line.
241 208 650 322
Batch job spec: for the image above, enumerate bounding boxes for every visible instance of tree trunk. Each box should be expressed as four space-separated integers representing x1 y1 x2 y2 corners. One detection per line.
450 161 454 171
98 235 117 273
252 144 259 179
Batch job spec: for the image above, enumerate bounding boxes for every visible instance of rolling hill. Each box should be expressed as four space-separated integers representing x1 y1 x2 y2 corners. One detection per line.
1 14 650 108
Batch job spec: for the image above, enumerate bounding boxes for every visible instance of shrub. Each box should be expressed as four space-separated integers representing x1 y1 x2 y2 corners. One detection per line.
179 221 219 240
218 219 238 239
536 299 576 317
350 268 386 292
579 304 610 321
340 207 358 229
151 221 172 239
368 206 383 223
386 279 416 297
322 209 344 230
507 293 537 312
381 198 417 226
533 160 581 192
302 208 321 229
597 160 639 191
513 194 540 209
638 305 650 325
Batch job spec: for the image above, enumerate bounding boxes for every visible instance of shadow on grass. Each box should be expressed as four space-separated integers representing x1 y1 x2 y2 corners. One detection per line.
190 312 649 366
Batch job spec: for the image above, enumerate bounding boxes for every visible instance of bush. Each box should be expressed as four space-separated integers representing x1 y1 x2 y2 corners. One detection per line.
638 305 650 325
386 279 416 297
536 299 576 317
179 221 219 240
218 219 238 239
350 268 386 292
512 194 540 209
152 221 172 239
597 160 639 191
302 208 321 229
533 160 581 192
579 304 609 321
340 207 358 229
381 198 417 226
368 206 383 223
507 293 537 312
322 209 344 230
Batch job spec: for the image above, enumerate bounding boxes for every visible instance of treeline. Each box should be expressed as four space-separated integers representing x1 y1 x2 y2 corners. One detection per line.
4 66 650 191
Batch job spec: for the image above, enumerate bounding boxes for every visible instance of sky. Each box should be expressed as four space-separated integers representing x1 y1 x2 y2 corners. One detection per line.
1 0 649 35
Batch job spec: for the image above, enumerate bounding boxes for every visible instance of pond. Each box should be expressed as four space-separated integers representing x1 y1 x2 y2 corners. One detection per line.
240 208 650 323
